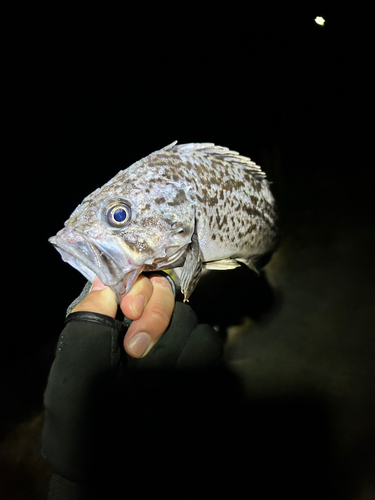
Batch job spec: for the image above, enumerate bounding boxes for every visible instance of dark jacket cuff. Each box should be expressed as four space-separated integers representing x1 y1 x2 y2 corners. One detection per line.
41 311 125 483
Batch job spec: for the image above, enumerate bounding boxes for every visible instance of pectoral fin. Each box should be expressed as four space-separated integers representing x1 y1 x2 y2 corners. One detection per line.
180 234 202 302
204 259 242 270
236 257 260 275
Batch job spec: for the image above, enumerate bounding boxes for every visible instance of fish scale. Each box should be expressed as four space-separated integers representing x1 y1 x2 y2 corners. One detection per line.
49 141 278 301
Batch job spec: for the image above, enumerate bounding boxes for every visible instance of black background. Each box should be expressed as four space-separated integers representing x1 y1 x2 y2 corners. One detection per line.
2 3 374 498
9 5 371 330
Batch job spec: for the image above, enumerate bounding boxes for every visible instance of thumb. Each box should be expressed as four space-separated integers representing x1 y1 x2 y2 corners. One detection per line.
71 277 118 318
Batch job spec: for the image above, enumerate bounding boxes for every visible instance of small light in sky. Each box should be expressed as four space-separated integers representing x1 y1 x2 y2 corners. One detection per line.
315 16 325 26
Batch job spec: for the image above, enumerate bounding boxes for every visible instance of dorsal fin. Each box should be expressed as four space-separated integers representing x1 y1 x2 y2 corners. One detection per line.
161 141 267 181
160 140 178 151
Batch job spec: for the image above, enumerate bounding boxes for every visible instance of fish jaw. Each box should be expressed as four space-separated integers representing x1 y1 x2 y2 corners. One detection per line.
49 226 144 301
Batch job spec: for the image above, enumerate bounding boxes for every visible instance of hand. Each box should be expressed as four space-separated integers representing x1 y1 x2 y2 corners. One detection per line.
44 274 224 495
72 274 175 358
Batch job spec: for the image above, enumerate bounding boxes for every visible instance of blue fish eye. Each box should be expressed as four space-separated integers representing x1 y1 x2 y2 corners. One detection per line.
113 208 127 222
104 200 131 228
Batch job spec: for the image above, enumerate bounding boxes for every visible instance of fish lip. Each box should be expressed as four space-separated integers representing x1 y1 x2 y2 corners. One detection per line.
49 228 125 287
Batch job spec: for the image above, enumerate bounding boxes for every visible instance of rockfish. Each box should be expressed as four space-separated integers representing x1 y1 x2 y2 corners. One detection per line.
49 142 278 301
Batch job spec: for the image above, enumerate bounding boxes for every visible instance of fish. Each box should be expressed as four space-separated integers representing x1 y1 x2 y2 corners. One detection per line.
49 141 278 302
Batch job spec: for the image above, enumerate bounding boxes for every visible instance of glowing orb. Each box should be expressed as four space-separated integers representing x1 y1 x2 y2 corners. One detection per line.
315 16 325 26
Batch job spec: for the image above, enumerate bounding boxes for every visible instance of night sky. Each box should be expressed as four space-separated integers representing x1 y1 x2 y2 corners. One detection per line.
12 6 368 333
6 4 372 383
3 4 374 496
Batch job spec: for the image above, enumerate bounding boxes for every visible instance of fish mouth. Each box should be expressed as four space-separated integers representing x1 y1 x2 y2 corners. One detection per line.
49 227 142 299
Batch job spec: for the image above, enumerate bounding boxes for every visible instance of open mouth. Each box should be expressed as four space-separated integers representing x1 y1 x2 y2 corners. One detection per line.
49 227 125 288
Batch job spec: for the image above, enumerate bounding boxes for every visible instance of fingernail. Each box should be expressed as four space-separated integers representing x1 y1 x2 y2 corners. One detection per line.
129 332 152 358
90 277 107 292
129 295 145 317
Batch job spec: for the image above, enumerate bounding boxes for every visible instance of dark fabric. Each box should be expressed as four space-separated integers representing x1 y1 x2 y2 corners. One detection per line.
41 301 226 499
41 299 339 499
125 301 223 371
47 474 86 500
42 312 124 484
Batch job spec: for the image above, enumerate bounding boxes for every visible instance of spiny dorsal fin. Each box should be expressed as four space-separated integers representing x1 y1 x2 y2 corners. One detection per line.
162 141 267 181
160 140 178 151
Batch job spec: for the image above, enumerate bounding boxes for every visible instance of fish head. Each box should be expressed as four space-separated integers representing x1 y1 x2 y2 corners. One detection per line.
49 176 195 301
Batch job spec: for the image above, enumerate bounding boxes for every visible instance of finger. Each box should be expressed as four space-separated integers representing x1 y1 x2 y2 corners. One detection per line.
124 275 175 358
119 274 154 320
71 276 118 318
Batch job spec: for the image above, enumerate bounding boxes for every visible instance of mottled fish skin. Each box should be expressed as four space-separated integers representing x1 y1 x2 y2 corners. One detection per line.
154 143 277 262
49 142 278 301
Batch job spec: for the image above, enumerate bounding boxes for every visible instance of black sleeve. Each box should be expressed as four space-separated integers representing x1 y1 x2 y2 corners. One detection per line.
42 303 225 499
41 312 125 490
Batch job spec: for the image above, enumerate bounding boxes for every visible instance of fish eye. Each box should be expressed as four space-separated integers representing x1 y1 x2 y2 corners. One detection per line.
103 199 131 228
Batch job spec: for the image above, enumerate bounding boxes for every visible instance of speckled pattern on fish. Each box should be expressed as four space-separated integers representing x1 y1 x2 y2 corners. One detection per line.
49 142 278 301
